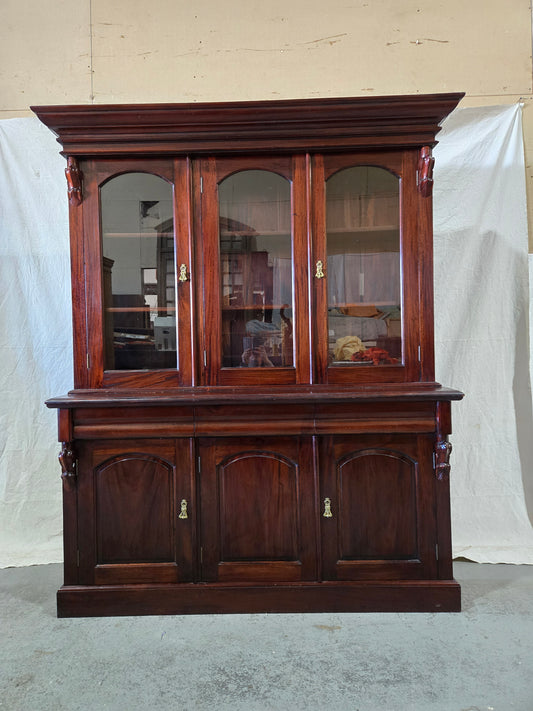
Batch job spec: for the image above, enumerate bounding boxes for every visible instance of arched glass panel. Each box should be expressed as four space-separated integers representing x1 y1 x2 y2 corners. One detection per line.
326 166 401 367
101 173 175 370
218 170 293 368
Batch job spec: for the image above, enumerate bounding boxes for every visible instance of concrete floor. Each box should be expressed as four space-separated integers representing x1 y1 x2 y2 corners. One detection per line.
0 562 532 711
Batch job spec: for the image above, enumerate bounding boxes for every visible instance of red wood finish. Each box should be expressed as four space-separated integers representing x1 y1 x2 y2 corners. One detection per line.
49 389 462 614
34 94 465 616
65 156 82 205
418 146 435 197
67 150 441 390
31 94 464 156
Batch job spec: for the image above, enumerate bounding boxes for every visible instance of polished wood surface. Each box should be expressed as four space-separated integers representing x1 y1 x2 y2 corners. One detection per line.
57 580 461 617
34 93 464 616
31 93 464 156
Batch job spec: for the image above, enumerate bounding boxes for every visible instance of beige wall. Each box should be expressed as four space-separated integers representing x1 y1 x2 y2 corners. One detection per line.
2 0 532 248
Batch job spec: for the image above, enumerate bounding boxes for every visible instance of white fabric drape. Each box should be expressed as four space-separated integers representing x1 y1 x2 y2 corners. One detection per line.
434 104 533 563
0 106 532 567
0 118 72 566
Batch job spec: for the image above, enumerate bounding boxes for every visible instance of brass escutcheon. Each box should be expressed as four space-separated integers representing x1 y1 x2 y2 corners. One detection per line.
178 264 189 282
178 499 188 519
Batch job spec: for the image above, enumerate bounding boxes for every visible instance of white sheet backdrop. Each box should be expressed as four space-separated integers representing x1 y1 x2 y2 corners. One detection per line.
1 105 532 567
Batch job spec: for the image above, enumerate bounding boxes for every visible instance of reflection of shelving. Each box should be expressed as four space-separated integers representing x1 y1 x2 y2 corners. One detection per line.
326 191 398 232
330 302 399 308
103 232 173 239
327 225 398 233
156 219 175 317
222 304 289 312
327 234 399 257
220 230 291 238
106 306 177 313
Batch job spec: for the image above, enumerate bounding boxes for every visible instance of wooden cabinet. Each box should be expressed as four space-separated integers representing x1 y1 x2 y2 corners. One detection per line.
33 93 464 616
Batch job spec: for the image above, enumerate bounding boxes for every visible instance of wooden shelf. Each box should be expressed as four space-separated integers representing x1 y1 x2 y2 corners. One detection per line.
326 224 398 234
103 232 173 239
222 304 291 311
106 306 176 313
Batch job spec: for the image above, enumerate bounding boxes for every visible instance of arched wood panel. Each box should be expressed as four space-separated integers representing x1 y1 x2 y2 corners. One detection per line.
77 439 194 585
320 434 437 581
95 454 174 564
337 449 417 560
218 451 299 561
199 436 316 583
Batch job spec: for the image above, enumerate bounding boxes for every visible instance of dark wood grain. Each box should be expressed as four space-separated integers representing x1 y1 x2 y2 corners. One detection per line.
199 436 317 583
57 579 461 617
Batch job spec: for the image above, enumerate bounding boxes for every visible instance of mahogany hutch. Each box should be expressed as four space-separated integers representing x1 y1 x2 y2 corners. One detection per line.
33 93 464 617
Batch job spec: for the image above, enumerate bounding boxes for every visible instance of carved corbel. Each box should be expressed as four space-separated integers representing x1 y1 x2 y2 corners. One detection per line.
434 437 452 481
65 156 83 206
418 146 435 197
59 442 77 481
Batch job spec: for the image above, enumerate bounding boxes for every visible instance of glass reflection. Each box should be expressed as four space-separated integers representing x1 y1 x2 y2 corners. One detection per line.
101 173 176 370
326 166 401 366
219 170 293 368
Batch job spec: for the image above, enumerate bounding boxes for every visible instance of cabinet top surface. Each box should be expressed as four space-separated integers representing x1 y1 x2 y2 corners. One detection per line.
31 92 464 156
46 384 464 409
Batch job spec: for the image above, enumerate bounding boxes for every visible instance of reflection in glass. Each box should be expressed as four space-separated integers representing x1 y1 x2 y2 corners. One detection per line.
326 166 401 366
219 170 293 368
101 173 176 370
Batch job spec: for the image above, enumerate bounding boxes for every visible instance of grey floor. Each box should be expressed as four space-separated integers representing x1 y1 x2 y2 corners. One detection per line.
1 562 532 711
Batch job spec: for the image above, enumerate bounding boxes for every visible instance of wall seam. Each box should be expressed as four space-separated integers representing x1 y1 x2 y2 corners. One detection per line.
89 0 94 102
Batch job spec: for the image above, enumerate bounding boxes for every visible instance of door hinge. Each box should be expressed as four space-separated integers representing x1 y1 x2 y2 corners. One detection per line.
417 345 421 362
197 455 201 473
77 549 80 567
200 176 203 194
86 353 90 369
435 543 439 561
203 350 207 368
200 546 203 564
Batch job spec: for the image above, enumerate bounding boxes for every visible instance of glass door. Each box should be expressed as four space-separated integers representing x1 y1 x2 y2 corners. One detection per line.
312 152 420 384
81 158 193 388
200 156 310 386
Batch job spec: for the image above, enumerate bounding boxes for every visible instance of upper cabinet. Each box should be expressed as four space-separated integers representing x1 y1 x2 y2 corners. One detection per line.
32 93 463 391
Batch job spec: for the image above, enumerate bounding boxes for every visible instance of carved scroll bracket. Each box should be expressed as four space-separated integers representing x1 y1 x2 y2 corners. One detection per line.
418 145 435 197
59 442 77 482
65 156 83 206
434 437 452 481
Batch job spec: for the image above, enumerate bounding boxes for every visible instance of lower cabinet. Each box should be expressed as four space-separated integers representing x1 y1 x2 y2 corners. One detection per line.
61 429 456 616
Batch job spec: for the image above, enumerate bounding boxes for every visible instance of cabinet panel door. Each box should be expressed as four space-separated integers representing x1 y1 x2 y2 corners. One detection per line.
320 434 437 580
199 437 317 582
77 439 194 585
